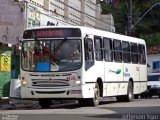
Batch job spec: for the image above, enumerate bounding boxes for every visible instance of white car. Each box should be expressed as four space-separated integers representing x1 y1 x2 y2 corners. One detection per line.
145 73 160 98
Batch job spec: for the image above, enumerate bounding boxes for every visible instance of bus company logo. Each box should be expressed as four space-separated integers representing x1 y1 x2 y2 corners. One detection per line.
48 78 54 83
124 67 130 77
109 69 121 74
125 67 128 72
136 67 139 71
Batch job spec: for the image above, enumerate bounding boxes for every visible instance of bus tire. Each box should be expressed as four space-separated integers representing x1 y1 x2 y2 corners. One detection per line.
89 82 100 106
125 81 133 102
140 94 145 98
134 95 139 99
148 95 152 98
77 99 88 106
39 99 51 109
116 96 124 102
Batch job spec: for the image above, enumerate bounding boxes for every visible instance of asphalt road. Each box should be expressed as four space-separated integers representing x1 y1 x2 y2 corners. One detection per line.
0 97 160 120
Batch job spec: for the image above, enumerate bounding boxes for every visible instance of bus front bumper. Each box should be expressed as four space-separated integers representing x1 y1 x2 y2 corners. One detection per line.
21 86 83 99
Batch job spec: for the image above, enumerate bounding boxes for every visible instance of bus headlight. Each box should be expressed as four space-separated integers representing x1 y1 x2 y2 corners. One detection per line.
75 75 81 85
21 77 28 87
22 80 28 86
75 80 81 85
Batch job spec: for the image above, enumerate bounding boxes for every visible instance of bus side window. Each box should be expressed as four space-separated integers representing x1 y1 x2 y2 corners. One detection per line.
138 44 146 64
131 43 138 64
113 39 122 62
103 37 113 62
122 41 131 63
85 38 94 71
94 36 103 61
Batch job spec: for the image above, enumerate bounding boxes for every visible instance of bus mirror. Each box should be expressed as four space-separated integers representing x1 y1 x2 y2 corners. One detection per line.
84 34 89 39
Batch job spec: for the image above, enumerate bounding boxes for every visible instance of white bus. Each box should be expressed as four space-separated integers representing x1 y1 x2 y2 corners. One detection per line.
20 26 147 108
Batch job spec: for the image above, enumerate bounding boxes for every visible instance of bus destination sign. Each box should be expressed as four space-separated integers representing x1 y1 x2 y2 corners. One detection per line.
23 28 81 39
36 30 64 38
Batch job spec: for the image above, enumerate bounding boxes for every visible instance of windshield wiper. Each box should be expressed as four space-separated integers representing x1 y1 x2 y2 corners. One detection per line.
55 38 67 51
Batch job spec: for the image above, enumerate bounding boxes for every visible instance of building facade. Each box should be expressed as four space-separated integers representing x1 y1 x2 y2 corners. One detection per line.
26 0 114 31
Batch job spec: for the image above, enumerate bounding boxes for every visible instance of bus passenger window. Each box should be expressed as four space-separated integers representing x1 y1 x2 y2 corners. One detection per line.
85 38 94 70
113 40 122 62
94 36 103 61
138 44 146 64
122 41 131 63
103 38 113 62
131 43 138 64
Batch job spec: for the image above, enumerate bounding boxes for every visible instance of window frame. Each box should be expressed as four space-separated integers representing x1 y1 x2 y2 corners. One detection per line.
130 42 138 64
84 38 94 71
122 41 131 63
103 37 113 62
113 39 122 62
94 36 103 61
138 44 146 64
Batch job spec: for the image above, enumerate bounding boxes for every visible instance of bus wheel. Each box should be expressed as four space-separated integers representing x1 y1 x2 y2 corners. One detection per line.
148 95 152 98
134 95 139 99
39 99 51 109
116 96 124 102
89 82 100 106
78 99 88 106
125 81 133 102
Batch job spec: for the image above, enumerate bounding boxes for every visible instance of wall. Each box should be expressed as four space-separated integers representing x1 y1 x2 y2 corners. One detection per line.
0 0 24 45
27 1 70 28
0 0 23 97
26 0 114 31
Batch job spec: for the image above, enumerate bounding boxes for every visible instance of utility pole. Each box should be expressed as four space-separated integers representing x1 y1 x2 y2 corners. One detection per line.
128 0 132 36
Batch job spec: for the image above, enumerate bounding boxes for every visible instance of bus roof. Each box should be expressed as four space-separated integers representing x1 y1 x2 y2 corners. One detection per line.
25 26 145 44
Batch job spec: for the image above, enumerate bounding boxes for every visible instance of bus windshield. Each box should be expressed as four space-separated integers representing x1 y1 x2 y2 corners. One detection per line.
21 39 82 72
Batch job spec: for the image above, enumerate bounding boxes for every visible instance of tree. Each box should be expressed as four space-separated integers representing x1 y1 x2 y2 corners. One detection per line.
101 0 160 46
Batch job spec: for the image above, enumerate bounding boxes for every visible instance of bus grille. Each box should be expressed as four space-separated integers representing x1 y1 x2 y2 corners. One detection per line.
31 79 70 87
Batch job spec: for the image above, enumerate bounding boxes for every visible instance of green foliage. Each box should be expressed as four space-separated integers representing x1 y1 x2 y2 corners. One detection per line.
101 0 160 36
101 2 128 34
101 0 160 46
140 32 160 47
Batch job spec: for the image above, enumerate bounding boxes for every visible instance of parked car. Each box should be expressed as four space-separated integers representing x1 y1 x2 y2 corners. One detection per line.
143 73 160 98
